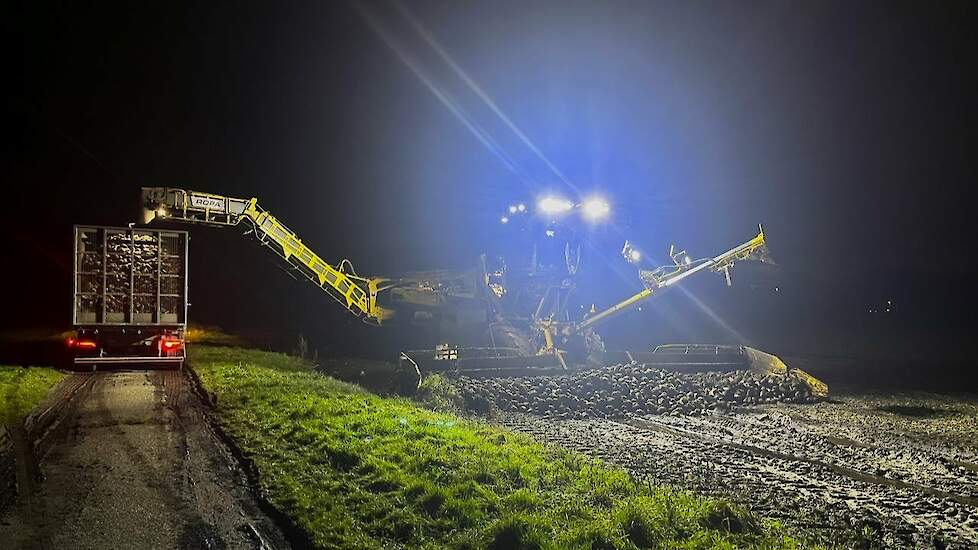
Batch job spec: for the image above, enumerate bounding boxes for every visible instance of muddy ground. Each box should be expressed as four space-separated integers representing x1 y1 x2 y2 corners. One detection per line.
0 370 289 550
490 391 978 548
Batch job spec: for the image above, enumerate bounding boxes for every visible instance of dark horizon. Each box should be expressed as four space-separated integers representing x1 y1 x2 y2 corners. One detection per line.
7 2 975 368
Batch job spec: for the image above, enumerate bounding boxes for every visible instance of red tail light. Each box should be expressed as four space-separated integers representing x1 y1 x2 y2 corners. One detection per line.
159 335 184 352
75 340 97 349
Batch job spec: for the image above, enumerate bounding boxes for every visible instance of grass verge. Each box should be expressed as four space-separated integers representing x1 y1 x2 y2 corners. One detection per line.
0 366 66 424
190 345 815 549
186 324 249 347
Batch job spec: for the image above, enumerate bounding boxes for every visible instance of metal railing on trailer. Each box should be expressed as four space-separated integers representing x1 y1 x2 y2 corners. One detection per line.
71 225 188 367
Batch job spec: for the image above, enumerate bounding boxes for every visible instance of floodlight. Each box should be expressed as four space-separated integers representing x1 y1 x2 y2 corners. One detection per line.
500 216 510 224
517 203 526 212
622 240 642 264
582 197 610 220
538 196 573 215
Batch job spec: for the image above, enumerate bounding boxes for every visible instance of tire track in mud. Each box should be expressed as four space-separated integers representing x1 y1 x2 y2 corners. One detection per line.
0 370 289 550
617 415 978 507
1 372 95 511
159 368 286 549
495 393 978 548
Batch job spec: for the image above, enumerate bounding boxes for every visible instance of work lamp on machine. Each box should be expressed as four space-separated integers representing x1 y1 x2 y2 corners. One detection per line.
537 196 574 216
622 240 642 263
582 197 610 220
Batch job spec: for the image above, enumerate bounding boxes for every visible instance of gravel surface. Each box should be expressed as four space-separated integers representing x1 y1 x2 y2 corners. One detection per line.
455 364 818 418
477 385 978 548
0 370 288 550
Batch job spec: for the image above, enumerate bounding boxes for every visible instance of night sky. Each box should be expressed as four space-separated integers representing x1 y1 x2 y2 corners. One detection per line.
7 2 976 365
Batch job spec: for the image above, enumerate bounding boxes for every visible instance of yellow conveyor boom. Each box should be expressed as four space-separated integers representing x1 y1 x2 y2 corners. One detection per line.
141 187 391 325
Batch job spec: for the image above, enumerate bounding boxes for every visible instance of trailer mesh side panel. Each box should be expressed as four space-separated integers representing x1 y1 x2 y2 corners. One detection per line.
159 233 184 324
73 226 187 326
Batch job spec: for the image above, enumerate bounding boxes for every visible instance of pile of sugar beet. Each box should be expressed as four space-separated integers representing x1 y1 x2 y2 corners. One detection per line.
454 363 819 418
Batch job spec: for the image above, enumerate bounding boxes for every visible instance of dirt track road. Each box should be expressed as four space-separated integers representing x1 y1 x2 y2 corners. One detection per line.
497 392 978 548
0 370 288 550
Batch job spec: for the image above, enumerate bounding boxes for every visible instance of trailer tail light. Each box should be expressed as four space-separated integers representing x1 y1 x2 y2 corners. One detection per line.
72 339 97 349
159 335 184 353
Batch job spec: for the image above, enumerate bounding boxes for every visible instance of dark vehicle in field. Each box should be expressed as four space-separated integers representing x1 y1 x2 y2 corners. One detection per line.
70 225 188 369
137 188 826 397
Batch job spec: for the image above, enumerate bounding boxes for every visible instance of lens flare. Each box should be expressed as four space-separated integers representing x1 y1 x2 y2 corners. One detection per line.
538 196 573 215
582 197 610 220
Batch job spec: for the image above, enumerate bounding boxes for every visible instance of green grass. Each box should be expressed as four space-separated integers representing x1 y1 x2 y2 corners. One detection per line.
0 366 66 424
190 345 815 550
186 324 249 347
416 373 465 413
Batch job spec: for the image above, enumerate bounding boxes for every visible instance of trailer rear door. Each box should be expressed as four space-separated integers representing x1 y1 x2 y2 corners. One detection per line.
73 226 188 326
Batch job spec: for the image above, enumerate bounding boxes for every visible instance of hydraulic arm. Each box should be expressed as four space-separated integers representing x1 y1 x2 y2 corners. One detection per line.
574 228 768 334
504 228 768 369
534 228 770 364
141 187 392 325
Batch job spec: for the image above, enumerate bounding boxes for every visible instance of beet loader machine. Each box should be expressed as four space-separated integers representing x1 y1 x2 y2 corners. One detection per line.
140 187 827 398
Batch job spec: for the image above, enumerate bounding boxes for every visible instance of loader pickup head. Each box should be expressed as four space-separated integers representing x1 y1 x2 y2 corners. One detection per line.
609 345 828 399
399 343 828 401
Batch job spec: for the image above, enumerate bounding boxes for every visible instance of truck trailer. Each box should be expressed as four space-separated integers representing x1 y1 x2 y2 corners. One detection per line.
70 225 188 369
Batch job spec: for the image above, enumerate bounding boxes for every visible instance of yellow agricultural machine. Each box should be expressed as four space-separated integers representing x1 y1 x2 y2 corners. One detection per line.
140 187 827 397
